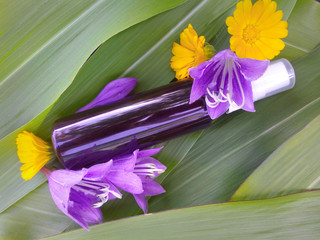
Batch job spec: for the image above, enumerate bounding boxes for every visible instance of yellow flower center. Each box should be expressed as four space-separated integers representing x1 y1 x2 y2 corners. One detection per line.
242 24 260 44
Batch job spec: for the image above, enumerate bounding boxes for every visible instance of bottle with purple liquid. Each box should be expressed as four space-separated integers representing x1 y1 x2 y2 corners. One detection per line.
52 59 295 170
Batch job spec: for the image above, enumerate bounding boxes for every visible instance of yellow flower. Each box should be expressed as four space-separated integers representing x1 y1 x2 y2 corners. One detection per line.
16 131 51 181
170 24 215 80
226 0 288 60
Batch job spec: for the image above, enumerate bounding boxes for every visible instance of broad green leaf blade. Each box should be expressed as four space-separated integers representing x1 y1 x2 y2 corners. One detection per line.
280 0 320 60
37 0 237 135
148 45 320 212
0 0 95 84
0 0 185 139
43 191 320 240
1 0 320 238
0 185 71 240
0 0 185 213
232 115 320 201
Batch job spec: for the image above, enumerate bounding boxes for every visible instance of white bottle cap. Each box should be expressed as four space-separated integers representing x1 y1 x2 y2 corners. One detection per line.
228 58 295 113
252 58 295 101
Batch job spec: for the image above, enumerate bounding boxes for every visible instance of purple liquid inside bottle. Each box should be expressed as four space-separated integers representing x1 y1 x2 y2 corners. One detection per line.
52 80 211 169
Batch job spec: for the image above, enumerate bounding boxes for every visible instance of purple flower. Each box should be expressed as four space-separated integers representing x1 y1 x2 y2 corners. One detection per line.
130 148 166 213
77 77 137 112
41 156 143 230
41 147 166 229
189 49 269 119
106 148 166 213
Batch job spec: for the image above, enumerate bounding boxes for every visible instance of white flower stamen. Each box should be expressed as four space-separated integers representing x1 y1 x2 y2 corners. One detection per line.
205 60 245 109
72 180 121 208
134 163 165 178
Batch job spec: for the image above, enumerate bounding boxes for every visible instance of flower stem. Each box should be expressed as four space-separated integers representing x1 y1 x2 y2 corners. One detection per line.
40 166 52 177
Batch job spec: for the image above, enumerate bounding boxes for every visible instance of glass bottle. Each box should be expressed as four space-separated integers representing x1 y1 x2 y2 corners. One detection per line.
52 59 295 169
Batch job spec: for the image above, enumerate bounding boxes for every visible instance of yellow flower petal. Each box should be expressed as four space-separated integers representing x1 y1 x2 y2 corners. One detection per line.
250 0 264 22
246 44 265 60
260 38 285 51
180 24 198 50
260 24 288 38
226 0 288 60
226 17 242 36
16 131 51 181
233 1 245 24
257 0 277 25
170 56 194 69
255 40 279 59
230 36 243 51
259 10 283 29
172 43 194 57
170 24 215 80
243 0 253 21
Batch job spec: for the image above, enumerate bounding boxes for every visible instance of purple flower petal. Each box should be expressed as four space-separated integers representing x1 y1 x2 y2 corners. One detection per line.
133 193 148 214
213 49 237 61
84 161 113 181
77 78 137 112
231 65 255 112
189 61 217 104
47 176 73 215
189 49 269 119
131 149 167 213
112 152 137 172
44 159 130 230
49 169 86 187
207 101 229 119
239 80 255 112
136 157 166 179
136 147 163 158
142 179 165 196
238 58 269 81
107 171 143 194
68 189 103 230
106 182 122 200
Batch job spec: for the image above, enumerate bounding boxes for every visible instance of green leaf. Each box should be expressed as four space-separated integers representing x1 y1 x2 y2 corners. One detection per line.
0 185 72 240
0 0 185 139
1 0 320 239
0 0 186 213
37 0 237 134
232 115 320 201
43 190 320 240
280 0 320 60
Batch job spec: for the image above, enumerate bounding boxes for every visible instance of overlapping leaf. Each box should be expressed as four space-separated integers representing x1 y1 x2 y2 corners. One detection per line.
232 115 320 201
0 0 185 139
44 191 320 240
0 0 186 214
